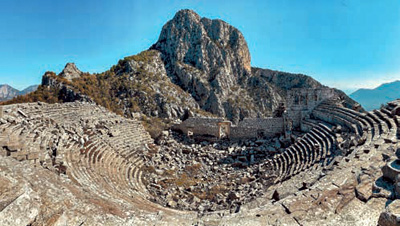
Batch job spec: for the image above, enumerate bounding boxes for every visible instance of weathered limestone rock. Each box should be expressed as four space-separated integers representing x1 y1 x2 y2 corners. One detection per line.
355 180 373 202
152 9 254 118
0 186 40 226
378 200 400 226
382 159 400 182
59 63 82 81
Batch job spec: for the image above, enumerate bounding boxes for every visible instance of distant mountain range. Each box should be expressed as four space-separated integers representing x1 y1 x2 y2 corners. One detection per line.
350 80 400 111
0 84 39 102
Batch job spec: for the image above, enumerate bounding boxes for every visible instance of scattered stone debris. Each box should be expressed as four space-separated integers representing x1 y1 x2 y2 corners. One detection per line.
143 131 288 211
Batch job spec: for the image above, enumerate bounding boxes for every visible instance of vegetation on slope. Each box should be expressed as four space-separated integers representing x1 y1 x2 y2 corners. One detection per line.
2 51 216 138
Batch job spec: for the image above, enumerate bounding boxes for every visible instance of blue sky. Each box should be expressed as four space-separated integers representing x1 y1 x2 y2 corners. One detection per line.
1 0 399 93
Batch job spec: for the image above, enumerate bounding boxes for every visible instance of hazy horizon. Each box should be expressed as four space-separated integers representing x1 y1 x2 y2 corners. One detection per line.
1 0 399 92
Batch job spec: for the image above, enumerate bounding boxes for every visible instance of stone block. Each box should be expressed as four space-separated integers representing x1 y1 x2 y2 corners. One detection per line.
382 160 400 182
355 181 372 202
27 152 39 160
10 152 19 158
16 155 26 161
378 200 400 226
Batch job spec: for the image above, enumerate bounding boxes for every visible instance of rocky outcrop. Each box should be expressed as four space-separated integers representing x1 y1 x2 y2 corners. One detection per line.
378 200 400 226
251 67 361 111
150 10 360 121
152 9 258 119
42 71 92 103
112 50 199 119
152 9 251 79
59 63 82 81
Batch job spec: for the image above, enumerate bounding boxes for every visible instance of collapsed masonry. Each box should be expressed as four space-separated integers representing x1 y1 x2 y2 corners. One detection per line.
174 88 338 140
0 96 400 225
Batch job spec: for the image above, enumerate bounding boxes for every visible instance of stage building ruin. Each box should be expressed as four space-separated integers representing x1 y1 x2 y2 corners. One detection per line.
174 88 336 139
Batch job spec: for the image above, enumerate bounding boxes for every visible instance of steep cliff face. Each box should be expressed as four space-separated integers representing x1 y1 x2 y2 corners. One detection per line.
152 9 258 120
150 9 358 122
110 50 200 119
153 9 251 79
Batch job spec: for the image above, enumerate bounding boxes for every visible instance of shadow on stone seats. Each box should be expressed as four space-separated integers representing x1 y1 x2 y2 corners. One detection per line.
373 176 396 207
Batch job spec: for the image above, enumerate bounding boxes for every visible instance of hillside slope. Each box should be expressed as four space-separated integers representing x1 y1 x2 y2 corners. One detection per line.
0 84 19 101
350 80 400 110
0 84 38 101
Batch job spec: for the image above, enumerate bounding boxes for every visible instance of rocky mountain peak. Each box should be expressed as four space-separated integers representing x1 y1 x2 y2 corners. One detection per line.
172 9 201 22
59 63 82 81
0 84 19 101
151 9 252 118
153 9 251 76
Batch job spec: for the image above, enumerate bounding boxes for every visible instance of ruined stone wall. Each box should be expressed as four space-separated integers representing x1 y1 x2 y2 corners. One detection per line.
231 118 284 139
173 117 225 137
287 88 336 127
175 117 284 139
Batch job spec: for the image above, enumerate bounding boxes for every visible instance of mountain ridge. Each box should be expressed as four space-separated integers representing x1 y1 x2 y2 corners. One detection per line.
0 84 38 102
350 80 400 110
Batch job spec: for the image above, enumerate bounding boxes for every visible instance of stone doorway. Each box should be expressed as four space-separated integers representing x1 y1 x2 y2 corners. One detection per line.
217 121 231 139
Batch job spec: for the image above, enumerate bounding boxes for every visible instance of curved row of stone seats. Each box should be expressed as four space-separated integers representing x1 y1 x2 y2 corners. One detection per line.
0 102 162 212
19 102 105 117
315 103 397 143
270 100 400 184
95 122 152 196
65 137 171 213
394 116 400 139
300 119 318 133
313 102 400 156
365 111 386 137
386 100 400 115
375 109 394 129
373 108 397 140
315 104 380 144
382 100 400 139
65 140 125 201
104 122 152 159
63 127 151 201
334 106 378 140
270 123 336 182
313 107 360 135
318 104 368 134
